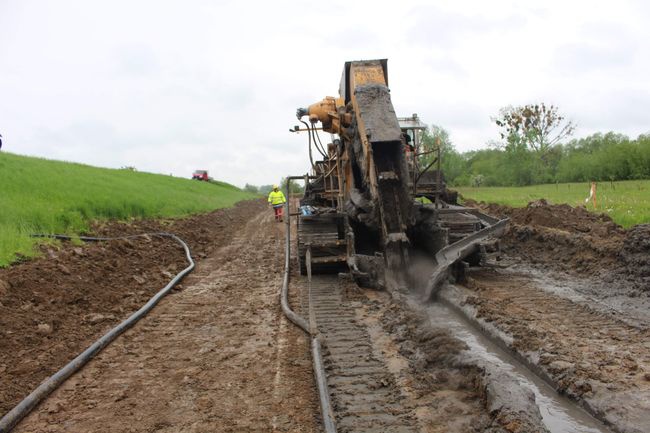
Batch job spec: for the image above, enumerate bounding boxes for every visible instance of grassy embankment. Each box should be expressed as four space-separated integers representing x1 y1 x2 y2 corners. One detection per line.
456 180 650 228
0 152 258 266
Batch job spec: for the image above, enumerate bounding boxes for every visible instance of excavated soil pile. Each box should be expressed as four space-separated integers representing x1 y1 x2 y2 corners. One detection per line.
0 199 264 416
621 224 650 281
479 199 622 236
466 198 650 293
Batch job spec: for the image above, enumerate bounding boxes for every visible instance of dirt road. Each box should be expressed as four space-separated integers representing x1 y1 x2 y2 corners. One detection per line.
8 204 319 432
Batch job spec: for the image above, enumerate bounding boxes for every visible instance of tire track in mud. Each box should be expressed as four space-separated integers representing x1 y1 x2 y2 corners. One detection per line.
13 209 319 433
299 275 419 432
455 269 650 433
296 275 523 433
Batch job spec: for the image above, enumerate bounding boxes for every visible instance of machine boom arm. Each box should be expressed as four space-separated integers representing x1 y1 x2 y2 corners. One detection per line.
299 59 413 283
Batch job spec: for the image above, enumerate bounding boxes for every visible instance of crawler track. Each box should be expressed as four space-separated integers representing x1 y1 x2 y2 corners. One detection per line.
299 276 418 432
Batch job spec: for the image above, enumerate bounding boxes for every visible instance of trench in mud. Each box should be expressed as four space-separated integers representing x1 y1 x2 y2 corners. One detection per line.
421 298 611 433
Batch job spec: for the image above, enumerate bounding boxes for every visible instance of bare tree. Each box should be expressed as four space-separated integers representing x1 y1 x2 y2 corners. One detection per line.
494 103 576 155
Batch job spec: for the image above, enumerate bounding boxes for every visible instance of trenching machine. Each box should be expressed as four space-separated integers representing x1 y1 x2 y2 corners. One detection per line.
290 59 507 298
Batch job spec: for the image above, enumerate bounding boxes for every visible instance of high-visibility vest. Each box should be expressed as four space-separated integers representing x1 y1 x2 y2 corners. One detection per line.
268 190 286 206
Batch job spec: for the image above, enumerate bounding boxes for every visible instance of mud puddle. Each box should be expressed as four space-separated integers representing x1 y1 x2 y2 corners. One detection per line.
424 301 611 433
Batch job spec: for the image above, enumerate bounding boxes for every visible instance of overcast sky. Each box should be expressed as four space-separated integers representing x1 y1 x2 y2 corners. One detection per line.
1 0 649 187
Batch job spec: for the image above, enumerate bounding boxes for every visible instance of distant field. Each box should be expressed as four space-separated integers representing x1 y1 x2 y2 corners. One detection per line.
0 152 258 266
456 180 650 228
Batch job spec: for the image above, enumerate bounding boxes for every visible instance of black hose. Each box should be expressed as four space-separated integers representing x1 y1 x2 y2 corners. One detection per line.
301 120 318 172
303 120 327 159
312 125 328 158
281 182 337 433
280 224 309 331
0 233 195 433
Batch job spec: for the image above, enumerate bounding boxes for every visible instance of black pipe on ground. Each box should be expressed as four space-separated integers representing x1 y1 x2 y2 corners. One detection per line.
0 233 195 433
281 178 337 433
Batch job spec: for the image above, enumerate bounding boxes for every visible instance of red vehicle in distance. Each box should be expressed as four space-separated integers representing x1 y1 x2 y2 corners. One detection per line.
192 170 209 181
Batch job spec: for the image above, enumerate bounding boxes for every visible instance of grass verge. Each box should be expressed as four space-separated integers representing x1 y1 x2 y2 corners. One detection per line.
0 152 258 266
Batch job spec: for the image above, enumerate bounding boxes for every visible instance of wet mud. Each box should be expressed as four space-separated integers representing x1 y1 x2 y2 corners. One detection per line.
454 199 650 433
468 199 650 295
377 290 548 433
428 298 610 433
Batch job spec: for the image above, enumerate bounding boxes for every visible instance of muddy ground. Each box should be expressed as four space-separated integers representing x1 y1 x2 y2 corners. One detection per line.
1 200 319 431
2 196 648 432
457 199 650 432
2 196 561 433
367 289 548 433
470 199 650 297
296 273 548 432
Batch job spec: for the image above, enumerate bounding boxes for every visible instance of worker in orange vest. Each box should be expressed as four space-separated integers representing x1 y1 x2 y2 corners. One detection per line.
268 185 287 222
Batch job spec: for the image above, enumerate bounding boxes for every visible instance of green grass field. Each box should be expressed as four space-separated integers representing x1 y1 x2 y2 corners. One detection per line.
0 152 258 266
456 180 650 228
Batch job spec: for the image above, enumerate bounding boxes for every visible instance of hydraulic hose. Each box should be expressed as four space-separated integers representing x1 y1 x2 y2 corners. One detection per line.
0 233 195 433
281 181 337 433
301 120 319 172
280 223 309 332
312 125 328 158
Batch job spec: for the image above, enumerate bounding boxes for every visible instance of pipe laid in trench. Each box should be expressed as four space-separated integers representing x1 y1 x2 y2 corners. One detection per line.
280 181 337 433
0 233 195 433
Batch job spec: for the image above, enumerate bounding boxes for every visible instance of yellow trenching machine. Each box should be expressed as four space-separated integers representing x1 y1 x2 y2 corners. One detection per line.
291 59 507 299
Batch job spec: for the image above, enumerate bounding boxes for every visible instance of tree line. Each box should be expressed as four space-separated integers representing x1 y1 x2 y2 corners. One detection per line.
421 104 650 187
243 178 304 195
248 103 649 190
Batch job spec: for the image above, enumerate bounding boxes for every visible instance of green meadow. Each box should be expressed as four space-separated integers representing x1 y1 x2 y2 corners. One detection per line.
456 180 650 228
0 152 257 266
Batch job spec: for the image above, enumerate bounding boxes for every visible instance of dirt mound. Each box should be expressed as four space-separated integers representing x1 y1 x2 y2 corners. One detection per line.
467 199 649 293
0 199 264 416
621 224 650 278
471 198 622 236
